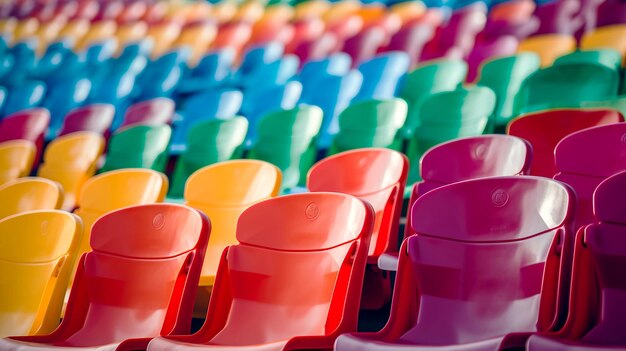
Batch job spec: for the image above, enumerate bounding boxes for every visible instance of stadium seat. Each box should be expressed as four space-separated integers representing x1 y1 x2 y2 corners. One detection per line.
465 35 519 83
518 33 576 66
120 97 175 129
100 125 171 173
2 80 46 116
43 78 93 137
353 52 410 102
0 177 63 220
0 140 35 186
0 108 49 166
384 23 434 68
533 0 582 36
580 24 626 63
58 103 115 137
177 50 236 94
553 49 622 71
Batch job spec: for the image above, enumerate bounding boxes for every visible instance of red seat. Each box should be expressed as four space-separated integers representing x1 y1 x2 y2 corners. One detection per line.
527 170 626 350
0 108 50 167
507 108 624 177
2 203 210 351
554 122 626 230
120 98 175 129
380 135 532 272
58 104 115 137
308 148 407 309
336 176 575 351
147 192 374 351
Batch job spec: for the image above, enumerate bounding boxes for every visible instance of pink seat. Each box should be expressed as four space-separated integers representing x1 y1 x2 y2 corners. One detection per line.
2 203 210 351
120 98 175 129
342 26 389 68
382 23 434 68
466 36 519 82
58 104 115 137
0 108 50 167
534 0 583 35
293 32 339 64
527 171 626 350
308 148 408 309
554 122 626 229
379 135 532 272
337 176 575 351
147 193 374 351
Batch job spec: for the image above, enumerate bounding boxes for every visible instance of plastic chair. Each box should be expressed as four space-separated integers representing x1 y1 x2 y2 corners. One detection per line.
342 26 388 67
183 160 281 290
476 53 541 133
173 21 218 66
553 49 622 71
147 192 374 351
383 23 435 68
58 104 115 137
399 60 468 138
120 98 175 129
115 22 149 52
379 135 532 272
38 132 104 211
239 55 300 91
336 176 574 351
353 52 410 102
100 125 171 173
518 34 576 67
177 50 236 94
507 108 624 177
580 24 626 64
0 177 63 220
526 171 626 351
483 0 538 40
170 118 249 198
0 140 35 186
2 80 46 116
0 210 81 338
135 48 190 101
248 106 322 190
236 42 285 78
406 86 497 183
308 148 408 308
466 36 519 83
0 108 49 167
331 98 408 154
297 53 353 89
75 20 117 51
43 78 93 137
210 22 252 57
2 203 209 351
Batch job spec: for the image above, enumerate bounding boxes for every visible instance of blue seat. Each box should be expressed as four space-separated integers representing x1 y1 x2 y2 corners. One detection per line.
239 54 300 90
42 77 92 138
298 53 353 88
31 41 73 80
44 50 88 85
171 88 244 154
134 47 191 100
3 39 38 87
241 81 303 145
108 40 153 77
177 49 236 94
0 54 14 82
88 71 135 130
299 70 362 149
2 80 46 116
237 42 284 77
353 51 411 102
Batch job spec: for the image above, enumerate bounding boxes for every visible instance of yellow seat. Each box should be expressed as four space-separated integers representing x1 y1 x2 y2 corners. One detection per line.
212 2 237 23
184 160 281 287
57 19 90 44
0 140 36 186
146 21 182 58
390 1 427 24
518 33 576 67
12 18 39 43
35 18 66 53
173 21 217 66
232 1 265 23
75 20 117 51
581 24 626 64
166 1 212 23
0 177 63 220
73 169 168 274
115 21 149 52
0 210 82 337
37 132 104 211
294 0 330 21
323 0 362 24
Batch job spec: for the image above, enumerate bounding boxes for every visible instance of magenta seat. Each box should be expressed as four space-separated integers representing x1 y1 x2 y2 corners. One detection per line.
0 108 50 167
58 104 115 137
294 32 339 64
120 98 175 129
382 23 434 68
597 0 626 26
337 176 575 351
342 26 389 68
379 135 532 272
534 0 583 35
527 171 626 350
466 35 519 82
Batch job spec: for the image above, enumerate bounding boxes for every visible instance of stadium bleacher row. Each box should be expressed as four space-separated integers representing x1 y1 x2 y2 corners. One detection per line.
1 0 626 350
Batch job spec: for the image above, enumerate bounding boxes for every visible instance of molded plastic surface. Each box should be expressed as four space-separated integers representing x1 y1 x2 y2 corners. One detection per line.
100 125 171 173
580 24 626 63
518 34 576 67
0 108 50 166
0 177 62 220
58 104 115 137
0 140 35 186
121 97 175 128
354 52 410 102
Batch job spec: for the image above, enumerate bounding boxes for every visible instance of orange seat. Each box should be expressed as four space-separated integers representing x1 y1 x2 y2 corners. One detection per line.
75 20 117 51
581 24 626 64
146 21 182 58
0 178 63 220
0 140 36 186
115 21 149 52
173 21 218 66
518 33 576 66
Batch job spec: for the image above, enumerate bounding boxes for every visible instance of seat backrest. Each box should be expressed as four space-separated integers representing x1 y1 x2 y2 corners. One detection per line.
0 210 80 337
554 123 626 229
121 97 175 128
508 108 624 177
3 81 46 116
55 204 208 345
354 52 410 101
553 49 622 71
101 124 172 172
397 176 573 345
200 193 373 346
0 177 63 220
184 160 281 286
0 108 49 165
518 33 576 66
58 104 115 137
0 140 35 186
400 59 467 111
308 148 407 258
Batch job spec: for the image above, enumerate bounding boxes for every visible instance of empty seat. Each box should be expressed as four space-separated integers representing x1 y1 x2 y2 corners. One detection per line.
100 125 171 173
353 52 410 102
120 97 175 129
0 108 50 166
0 177 63 220
58 104 115 137
518 34 576 67
0 140 35 186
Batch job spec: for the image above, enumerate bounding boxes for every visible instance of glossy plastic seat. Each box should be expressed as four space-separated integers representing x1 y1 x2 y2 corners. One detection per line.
399 60 468 138
43 77 92 137
476 53 540 133
173 21 217 65
0 210 81 338
3 80 46 116
553 49 622 71
308 148 408 308
148 192 374 351
100 125 171 173
507 109 624 177
580 24 626 63
297 53 353 89
184 160 281 288
353 52 410 102
248 106 322 190
210 22 252 57
332 98 408 153
384 23 434 68
38 132 104 211
120 98 175 129
342 26 389 67
170 118 249 198
466 36 520 83
239 55 300 91
2 203 209 351
407 86 496 183
135 48 189 100
58 104 115 137
0 108 49 166
336 176 575 351
0 140 35 186
0 177 63 220
533 0 582 36
379 135 532 272
177 50 236 94
518 34 576 66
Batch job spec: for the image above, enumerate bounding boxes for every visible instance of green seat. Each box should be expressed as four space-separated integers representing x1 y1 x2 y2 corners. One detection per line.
248 105 322 191
514 62 620 115
331 98 408 154
399 60 467 138
100 125 171 173
554 49 622 71
406 86 496 185
169 117 248 198
581 95 626 116
476 53 540 133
